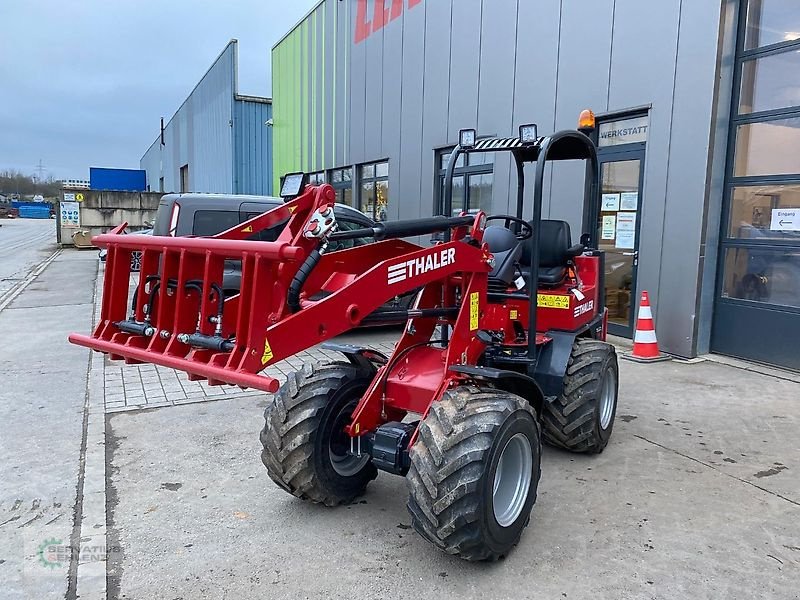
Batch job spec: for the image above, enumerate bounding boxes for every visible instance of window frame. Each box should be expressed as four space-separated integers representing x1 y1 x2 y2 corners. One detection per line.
716 0 800 313
435 147 495 216
327 166 354 207
357 160 389 221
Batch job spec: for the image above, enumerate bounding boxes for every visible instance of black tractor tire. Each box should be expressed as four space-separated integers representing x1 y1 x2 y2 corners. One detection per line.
260 362 378 506
541 339 619 454
406 386 541 561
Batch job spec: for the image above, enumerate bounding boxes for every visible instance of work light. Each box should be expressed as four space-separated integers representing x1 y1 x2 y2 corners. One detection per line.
459 128 476 148
280 172 306 199
519 123 538 144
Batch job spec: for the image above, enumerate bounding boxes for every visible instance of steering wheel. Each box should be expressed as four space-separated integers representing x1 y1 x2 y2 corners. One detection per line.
485 215 533 241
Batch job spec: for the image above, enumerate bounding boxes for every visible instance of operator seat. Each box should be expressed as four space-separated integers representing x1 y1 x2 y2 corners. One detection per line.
519 220 584 287
483 225 523 286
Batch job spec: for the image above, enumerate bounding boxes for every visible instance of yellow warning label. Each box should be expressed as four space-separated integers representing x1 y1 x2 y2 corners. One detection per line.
241 225 253 233
75 192 85 202
537 294 571 309
510 309 518 320
469 292 479 330
287 206 296 213
261 338 274 365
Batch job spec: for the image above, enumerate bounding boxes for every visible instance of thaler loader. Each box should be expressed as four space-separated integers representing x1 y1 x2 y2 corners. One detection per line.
70 113 619 560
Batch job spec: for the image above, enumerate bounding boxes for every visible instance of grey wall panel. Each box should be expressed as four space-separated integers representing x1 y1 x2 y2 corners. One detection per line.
447 0 481 142
334 0 349 168
381 10 404 221
140 41 236 194
549 0 614 234
398 0 427 220
349 10 367 165
139 140 160 190
606 0 681 329
657 0 726 357
363 24 384 163
234 100 272 195
476 0 518 215
322 0 335 172
420 0 454 214
511 0 561 217
314 6 324 172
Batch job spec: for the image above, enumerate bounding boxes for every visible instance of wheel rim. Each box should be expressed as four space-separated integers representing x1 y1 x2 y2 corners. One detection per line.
328 402 370 477
599 368 616 430
492 433 533 528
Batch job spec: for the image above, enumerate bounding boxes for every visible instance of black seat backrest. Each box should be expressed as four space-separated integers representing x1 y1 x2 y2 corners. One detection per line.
520 219 573 267
483 225 523 285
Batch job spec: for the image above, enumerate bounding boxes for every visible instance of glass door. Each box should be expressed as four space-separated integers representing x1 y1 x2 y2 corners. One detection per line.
596 150 645 337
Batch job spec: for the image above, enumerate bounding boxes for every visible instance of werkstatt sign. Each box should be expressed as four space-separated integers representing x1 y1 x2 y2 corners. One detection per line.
598 115 649 147
770 208 800 231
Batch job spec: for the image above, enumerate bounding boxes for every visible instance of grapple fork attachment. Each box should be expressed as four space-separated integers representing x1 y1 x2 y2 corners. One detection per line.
69 186 336 393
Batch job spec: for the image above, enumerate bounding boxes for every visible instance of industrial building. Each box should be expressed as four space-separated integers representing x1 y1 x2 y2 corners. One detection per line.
270 0 800 370
141 40 273 196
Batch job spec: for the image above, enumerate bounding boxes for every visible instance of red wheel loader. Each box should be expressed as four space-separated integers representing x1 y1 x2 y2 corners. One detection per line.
69 112 618 561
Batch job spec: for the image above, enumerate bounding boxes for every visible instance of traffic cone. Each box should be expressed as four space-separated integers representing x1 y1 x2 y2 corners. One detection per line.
622 291 671 363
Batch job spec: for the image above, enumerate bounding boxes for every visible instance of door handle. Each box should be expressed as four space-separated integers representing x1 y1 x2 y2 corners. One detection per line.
622 251 638 256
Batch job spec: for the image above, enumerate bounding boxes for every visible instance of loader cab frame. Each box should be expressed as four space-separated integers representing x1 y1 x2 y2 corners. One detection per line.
441 120 601 360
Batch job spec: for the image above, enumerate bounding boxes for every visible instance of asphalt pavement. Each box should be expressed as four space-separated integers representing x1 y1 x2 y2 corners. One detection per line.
0 218 57 304
0 220 95 600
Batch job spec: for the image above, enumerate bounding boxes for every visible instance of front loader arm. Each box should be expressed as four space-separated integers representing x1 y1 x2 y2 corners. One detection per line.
69 186 491 396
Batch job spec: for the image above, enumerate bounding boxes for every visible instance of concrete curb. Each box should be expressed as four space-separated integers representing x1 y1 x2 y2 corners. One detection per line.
74 260 107 600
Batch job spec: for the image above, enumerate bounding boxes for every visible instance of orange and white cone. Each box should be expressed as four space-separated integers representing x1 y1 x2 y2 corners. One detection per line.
622 291 671 363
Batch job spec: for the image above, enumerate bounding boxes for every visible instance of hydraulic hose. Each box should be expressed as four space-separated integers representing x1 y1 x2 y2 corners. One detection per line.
287 242 328 313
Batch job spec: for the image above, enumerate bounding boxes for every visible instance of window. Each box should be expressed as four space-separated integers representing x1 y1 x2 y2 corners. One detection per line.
180 164 189 193
739 51 800 114
744 0 800 50
717 0 800 311
329 166 353 206
192 210 240 237
359 161 389 221
308 171 325 185
436 149 494 216
727 184 800 240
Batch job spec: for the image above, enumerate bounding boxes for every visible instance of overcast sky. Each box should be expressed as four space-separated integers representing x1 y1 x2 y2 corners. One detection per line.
0 0 316 180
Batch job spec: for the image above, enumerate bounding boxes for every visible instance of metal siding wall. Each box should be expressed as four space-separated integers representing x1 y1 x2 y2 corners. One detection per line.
349 10 367 164
398 0 427 220
364 20 384 163
512 1 561 217
140 42 235 193
233 100 273 195
659 0 727 356
447 0 481 142
549 0 613 232
477 0 518 215
270 0 729 357
140 140 161 191
607 0 681 335
420 0 453 213
382 6 403 220
335 0 351 168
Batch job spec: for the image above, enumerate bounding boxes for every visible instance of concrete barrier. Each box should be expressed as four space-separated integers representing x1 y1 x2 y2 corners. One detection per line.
57 188 164 246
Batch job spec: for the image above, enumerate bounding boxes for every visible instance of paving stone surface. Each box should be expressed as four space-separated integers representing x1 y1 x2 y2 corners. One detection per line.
101 271 399 412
